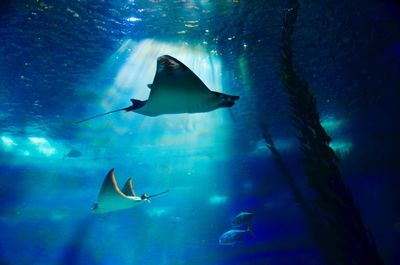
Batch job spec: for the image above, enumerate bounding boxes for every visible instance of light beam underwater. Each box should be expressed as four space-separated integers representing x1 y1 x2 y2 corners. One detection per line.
76 39 237 162
75 40 237 208
28 137 56 156
1 135 17 149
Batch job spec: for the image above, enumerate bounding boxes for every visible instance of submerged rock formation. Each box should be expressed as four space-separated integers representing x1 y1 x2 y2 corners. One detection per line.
279 1 384 264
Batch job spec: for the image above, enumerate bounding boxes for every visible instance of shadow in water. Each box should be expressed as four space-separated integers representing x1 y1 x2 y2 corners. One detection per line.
57 216 96 265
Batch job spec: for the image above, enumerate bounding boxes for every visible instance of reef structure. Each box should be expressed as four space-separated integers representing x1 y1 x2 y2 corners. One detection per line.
279 1 384 264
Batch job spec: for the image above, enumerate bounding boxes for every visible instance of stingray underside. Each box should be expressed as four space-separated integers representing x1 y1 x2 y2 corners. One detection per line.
140 55 216 115
95 169 140 213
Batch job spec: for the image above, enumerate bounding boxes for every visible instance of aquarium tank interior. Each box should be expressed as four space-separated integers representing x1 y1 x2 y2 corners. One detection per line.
1 0 400 264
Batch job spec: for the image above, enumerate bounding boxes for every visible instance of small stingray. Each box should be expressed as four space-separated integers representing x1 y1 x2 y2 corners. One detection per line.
63 149 82 159
92 168 169 214
76 55 239 123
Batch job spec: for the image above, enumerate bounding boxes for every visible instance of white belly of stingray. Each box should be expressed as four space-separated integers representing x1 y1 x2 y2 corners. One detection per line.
136 87 220 116
96 195 143 213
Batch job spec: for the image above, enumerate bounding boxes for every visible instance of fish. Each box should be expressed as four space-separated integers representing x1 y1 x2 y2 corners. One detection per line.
63 149 82 158
231 212 254 228
76 55 239 123
92 168 169 214
219 226 254 246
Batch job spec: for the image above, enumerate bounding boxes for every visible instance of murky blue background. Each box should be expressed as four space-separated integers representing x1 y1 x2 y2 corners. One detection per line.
1 1 399 264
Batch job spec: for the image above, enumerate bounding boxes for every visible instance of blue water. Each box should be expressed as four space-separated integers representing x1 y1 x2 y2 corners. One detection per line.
1 1 400 264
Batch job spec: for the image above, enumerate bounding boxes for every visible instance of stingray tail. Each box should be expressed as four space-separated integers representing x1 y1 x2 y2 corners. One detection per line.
148 190 169 199
75 107 130 124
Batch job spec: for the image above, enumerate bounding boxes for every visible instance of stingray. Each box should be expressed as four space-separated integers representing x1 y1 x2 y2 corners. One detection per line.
76 55 239 123
92 168 169 214
63 149 82 159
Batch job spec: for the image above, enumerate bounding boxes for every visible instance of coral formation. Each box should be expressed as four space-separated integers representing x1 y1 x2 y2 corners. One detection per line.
275 1 385 264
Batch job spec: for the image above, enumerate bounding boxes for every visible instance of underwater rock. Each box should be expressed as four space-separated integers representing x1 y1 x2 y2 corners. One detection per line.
279 2 384 265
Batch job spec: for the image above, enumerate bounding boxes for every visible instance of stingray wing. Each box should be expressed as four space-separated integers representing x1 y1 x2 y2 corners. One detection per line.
97 168 126 202
149 55 211 98
121 178 136 196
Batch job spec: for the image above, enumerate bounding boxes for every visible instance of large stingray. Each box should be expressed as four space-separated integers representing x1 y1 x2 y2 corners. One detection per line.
77 55 239 123
92 168 168 214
